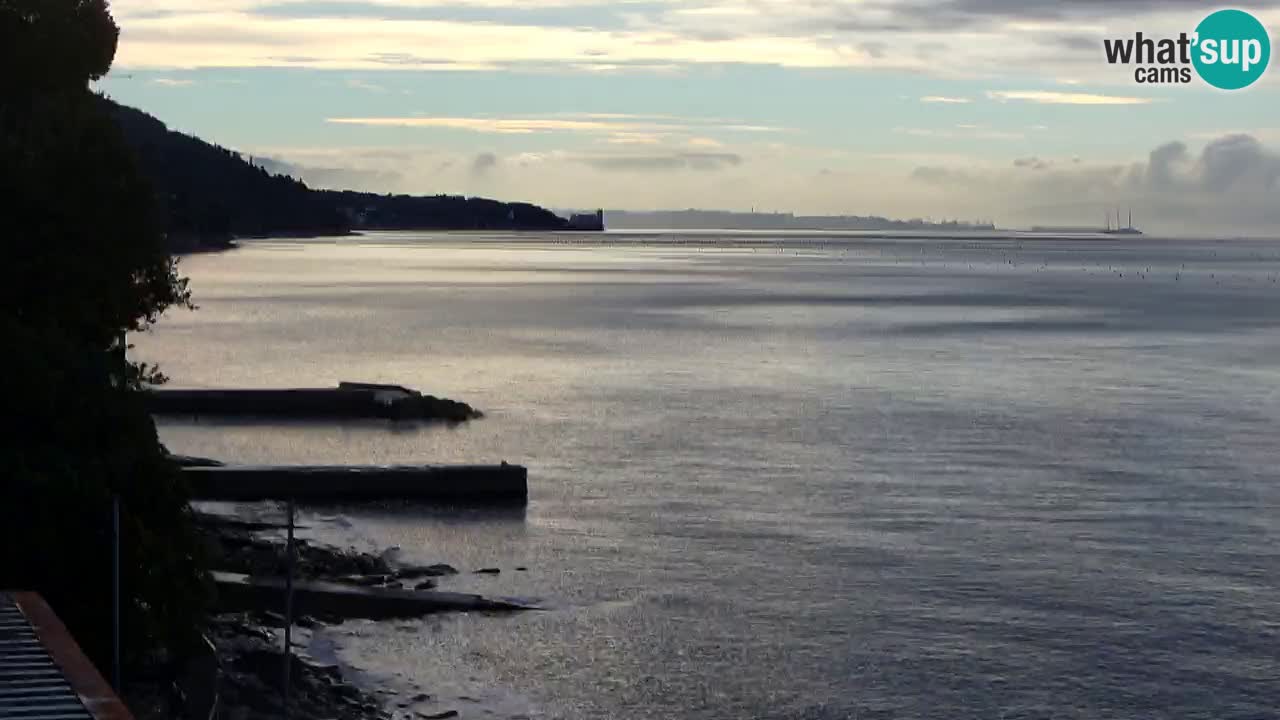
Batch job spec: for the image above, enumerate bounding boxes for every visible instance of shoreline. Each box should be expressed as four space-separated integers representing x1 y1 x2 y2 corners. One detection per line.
171 229 363 256
127 512 496 720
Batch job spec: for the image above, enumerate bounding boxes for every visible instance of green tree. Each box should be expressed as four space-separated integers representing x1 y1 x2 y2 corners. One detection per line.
0 0 207 678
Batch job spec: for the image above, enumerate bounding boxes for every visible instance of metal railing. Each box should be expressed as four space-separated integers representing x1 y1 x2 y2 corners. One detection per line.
0 595 99 720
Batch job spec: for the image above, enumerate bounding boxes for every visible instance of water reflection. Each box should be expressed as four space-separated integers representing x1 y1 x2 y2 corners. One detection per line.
147 234 1280 720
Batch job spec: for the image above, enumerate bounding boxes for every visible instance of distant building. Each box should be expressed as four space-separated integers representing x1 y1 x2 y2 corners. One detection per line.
566 209 605 231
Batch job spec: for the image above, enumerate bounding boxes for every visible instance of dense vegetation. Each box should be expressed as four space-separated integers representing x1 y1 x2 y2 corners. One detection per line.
101 99 572 251
321 189 569 231
104 98 347 247
1 0 209 678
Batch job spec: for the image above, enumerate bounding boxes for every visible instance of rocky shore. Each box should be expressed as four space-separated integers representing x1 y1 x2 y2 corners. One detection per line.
128 513 479 720
201 513 457 586
206 611 387 720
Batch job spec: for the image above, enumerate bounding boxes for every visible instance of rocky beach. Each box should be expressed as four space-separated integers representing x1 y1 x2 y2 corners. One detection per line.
126 510 515 720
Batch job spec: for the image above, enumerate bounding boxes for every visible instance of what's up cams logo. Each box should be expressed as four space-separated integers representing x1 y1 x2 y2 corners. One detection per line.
1104 8 1271 89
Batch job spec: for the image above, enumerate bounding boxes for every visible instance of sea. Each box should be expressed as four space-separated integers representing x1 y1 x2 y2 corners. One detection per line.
135 231 1280 720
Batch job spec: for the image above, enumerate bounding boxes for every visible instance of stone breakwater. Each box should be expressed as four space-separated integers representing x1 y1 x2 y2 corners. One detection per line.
147 382 483 423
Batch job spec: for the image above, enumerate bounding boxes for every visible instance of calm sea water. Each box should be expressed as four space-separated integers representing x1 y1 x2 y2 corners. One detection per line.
138 231 1280 720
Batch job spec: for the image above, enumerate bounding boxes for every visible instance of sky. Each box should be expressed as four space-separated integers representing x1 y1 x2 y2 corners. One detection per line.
94 0 1280 234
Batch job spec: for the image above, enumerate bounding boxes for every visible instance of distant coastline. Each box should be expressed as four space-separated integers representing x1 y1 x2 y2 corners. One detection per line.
167 228 368 255
1028 210 1143 236
102 96 595 255
591 209 995 232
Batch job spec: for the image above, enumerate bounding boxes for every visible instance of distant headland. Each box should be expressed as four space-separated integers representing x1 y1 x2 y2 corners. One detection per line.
591 209 996 232
100 97 600 253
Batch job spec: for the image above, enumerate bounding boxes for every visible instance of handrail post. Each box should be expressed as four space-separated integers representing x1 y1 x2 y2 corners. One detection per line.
112 494 121 693
282 498 296 718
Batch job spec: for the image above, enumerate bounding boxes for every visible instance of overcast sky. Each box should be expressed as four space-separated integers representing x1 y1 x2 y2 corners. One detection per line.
96 0 1280 234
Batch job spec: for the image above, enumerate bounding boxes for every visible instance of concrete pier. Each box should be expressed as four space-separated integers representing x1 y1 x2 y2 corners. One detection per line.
212 572 532 618
183 463 528 504
146 382 482 422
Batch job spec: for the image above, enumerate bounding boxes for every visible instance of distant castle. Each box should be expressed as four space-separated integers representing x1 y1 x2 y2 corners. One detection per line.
566 209 605 231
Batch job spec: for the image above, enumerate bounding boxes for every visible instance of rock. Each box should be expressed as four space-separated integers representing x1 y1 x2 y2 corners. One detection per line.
413 580 437 591
395 564 458 580
515 567 527 572
412 693 431 702
342 573 391 586
169 454 226 468
313 664 342 680
296 615 321 629
475 568 500 575
257 611 286 627
216 619 274 643
419 712 459 720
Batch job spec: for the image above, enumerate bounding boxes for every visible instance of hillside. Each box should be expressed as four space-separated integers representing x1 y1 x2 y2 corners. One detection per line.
98 96 573 251
320 190 570 232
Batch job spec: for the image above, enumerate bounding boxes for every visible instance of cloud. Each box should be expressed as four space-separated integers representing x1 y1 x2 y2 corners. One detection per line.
986 90 1156 105
579 151 743 171
687 137 724 148
910 165 971 185
796 0 1280 32
109 9 922 72
1189 128 1280 144
860 41 888 59
327 116 617 133
1195 134 1280 192
920 96 970 104
1013 156 1050 170
345 78 388 92
98 0 1280 93
910 133 1280 233
111 0 1280 79
895 126 1024 140
324 114 783 138
1145 140 1188 189
1052 34 1099 51
253 156 403 190
605 132 666 145
471 151 498 174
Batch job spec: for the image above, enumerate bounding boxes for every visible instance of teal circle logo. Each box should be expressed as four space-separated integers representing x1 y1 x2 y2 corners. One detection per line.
1192 9 1271 89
